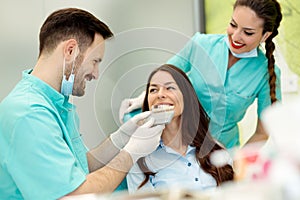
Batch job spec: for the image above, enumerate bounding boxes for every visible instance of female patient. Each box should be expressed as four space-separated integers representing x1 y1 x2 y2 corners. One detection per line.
126 64 234 193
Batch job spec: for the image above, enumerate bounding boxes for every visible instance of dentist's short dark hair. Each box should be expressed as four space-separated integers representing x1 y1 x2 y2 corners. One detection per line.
39 8 113 57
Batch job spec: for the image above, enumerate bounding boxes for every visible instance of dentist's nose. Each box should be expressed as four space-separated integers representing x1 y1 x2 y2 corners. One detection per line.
92 66 99 80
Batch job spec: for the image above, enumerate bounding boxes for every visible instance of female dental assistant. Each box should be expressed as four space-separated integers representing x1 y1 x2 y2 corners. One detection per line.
120 0 283 148
167 0 282 148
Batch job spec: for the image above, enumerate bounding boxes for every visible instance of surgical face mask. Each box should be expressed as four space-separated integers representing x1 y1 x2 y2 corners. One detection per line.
61 71 75 96
61 48 77 96
224 37 258 58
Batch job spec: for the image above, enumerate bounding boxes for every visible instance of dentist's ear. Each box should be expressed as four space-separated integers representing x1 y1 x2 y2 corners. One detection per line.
261 32 272 43
64 39 79 61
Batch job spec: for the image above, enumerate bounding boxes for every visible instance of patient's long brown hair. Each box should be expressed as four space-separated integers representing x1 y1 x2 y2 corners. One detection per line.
137 64 234 189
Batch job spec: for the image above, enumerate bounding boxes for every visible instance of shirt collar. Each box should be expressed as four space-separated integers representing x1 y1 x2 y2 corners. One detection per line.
158 139 195 156
22 69 72 110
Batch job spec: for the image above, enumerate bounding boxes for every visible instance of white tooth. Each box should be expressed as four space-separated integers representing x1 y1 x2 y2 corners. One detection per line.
233 41 243 46
152 104 174 112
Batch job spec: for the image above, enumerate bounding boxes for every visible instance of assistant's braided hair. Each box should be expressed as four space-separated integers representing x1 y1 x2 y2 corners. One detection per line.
234 0 282 104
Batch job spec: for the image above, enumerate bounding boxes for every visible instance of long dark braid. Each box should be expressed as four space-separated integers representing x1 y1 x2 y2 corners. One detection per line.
234 0 282 104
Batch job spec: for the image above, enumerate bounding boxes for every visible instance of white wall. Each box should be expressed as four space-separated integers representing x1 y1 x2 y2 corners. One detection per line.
0 0 197 148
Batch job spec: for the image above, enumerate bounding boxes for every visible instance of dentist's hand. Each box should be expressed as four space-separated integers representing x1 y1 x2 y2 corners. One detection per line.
119 91 146 124
110 111 151 150
123 118 165 163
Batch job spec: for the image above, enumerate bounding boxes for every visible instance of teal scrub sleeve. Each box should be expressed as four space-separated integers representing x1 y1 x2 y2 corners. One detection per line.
257 66 282 118
167 34 197 73
123 108 142 123
7 108 86 200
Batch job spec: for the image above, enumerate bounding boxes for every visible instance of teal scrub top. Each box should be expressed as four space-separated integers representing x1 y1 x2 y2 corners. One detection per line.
167 33 281 148
0 69 89 199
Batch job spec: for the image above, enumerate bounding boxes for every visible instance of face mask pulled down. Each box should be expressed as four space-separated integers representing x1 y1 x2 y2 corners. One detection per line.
224 37 258 58
61 48 77 96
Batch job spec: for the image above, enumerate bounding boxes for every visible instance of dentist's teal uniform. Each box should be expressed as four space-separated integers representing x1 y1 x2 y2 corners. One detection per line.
0 70 88 199
167 33 281 148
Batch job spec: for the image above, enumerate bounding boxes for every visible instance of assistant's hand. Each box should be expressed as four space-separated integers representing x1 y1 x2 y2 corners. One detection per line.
110 111 151 150
123 118 165 163
119 91 146 124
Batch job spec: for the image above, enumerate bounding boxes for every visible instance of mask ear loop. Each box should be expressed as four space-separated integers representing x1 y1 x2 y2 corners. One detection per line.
70 47 78 75
62 47 77 81
62 57 67 79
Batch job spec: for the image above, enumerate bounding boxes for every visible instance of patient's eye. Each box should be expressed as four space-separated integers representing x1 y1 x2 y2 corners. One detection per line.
149 87 158 93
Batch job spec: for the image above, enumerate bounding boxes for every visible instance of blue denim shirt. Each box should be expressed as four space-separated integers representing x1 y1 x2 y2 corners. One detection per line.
127 140 217 193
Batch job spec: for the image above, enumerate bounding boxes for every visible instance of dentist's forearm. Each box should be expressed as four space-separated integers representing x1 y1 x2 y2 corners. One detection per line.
87 137 120 172
66 150 133 195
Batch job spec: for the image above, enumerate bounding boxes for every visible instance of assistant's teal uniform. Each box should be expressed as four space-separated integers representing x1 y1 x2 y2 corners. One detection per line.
0 70 88 199
167 33 281 148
